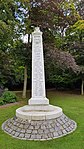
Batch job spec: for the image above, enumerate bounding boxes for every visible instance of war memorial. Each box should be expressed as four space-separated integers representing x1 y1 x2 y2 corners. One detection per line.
2 27 77 140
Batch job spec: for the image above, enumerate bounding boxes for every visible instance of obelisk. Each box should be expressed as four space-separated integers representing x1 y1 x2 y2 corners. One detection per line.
29 27 49 105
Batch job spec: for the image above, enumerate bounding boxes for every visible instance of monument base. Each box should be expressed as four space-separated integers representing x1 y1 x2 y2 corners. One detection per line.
2 112 77 141
28 97 49 105
2 104 77 140
16 104 62 120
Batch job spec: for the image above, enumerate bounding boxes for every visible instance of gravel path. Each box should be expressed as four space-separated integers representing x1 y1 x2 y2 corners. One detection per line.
0 102 20 109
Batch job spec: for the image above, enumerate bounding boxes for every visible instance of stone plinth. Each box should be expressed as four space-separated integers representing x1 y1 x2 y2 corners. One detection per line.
29 97 49 105
16 105 62 120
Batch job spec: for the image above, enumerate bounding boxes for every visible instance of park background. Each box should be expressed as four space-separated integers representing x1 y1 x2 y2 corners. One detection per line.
0 0 84 149
0 0 84 97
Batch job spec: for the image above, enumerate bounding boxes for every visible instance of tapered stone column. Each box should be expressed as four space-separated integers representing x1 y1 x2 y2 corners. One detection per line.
28 27 49 105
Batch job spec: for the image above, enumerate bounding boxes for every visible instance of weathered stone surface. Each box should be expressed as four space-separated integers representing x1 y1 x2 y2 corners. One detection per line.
53 132 59 137
28 126 34 130
26 129 32 133
50 128 55 133
11 131 16 135
2 113 77 141
38 129 43 134
41 125 46 129
12 126 17 131
19 124 24 129
17 128 21 132
46 124 52 129
35 125 40 129
32 130 38 134
20 129 25 133
62 129 67 134
19 133 25 138
58 131 63 135
31 134 36 139
8 129 12 133
36 134 42 139
25 133 30 139
14 132 20 137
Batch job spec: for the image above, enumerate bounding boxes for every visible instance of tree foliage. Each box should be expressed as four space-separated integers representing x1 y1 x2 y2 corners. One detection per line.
0 0 83 93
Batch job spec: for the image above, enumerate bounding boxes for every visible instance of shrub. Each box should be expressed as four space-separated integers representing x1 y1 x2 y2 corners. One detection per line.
0 87 4 97
2 91 17 103
0 97 4 105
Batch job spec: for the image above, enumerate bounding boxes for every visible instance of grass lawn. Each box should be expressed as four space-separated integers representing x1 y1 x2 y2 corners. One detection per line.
0 90 84 149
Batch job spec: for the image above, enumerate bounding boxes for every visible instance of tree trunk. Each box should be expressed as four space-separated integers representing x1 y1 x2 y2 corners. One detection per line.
81 79 84 95
22 65 27 98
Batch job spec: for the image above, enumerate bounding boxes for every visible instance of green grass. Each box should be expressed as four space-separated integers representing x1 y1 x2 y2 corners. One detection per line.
0 90 84 149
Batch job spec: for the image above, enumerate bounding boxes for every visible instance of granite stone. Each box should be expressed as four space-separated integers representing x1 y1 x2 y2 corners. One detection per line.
2 113 77 141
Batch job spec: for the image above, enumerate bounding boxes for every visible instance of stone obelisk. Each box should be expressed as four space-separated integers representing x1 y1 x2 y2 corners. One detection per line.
29 27 49 105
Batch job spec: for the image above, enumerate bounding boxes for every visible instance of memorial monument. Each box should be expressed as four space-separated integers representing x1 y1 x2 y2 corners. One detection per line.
2 27 77 140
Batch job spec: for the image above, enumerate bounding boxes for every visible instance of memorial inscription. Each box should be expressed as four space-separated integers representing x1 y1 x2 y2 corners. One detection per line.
32 34 44 97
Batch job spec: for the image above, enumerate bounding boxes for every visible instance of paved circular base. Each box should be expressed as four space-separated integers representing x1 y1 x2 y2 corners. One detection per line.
2 113 77 141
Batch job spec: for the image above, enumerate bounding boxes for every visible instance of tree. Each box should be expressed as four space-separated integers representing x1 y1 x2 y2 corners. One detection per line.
62 19 84 94
80 66 84 95
44 40 79 89
0 50 15 87
0 0 31 97
0 0 20 88
10 0 81 95
0 0 82 95
0 0 19 51
76 0 84 19
10 39 31 98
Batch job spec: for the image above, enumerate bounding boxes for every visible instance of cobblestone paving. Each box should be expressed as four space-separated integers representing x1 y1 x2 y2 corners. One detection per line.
2 114 77 140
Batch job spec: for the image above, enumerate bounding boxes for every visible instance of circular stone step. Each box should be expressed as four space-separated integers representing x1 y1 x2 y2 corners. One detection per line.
2 113 77 141
16 105 62 120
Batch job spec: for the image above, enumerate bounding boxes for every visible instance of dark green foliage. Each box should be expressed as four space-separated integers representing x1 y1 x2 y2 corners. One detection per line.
2 91 17 103
0 87 4 97
0 0 83 92
0 97 4 105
